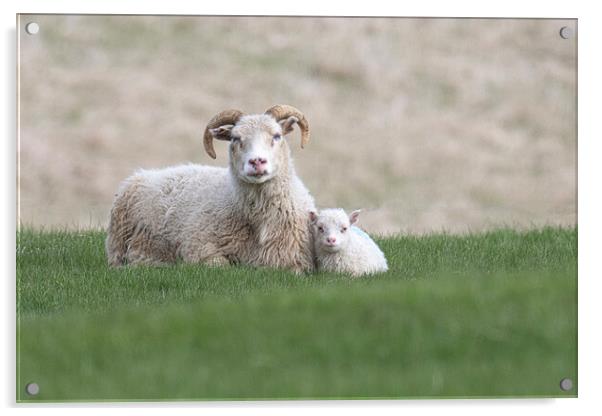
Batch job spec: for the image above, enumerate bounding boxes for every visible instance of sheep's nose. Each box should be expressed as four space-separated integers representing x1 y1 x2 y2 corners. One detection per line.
326 236 337 244
248 157 267 167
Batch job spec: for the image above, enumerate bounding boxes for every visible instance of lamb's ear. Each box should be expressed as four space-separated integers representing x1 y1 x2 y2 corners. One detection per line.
279 116 299 136
209 124 235 141
349 210 361 225
309 210 318 224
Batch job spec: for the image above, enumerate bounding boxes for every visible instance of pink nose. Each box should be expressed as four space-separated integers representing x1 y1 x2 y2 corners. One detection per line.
326 236 337 244
248 157 267 167
248 158 268 174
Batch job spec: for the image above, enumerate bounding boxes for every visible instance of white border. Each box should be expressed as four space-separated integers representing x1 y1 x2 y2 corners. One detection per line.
3 1 601 415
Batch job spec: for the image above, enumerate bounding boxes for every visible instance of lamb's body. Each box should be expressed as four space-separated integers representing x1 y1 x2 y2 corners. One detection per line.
311 209 388 277
106 106 316 272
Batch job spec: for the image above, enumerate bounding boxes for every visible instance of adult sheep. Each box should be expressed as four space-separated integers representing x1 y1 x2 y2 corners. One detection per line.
106 104 316 273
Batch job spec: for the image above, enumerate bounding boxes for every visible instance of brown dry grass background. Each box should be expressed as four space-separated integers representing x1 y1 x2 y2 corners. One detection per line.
18 15 576 235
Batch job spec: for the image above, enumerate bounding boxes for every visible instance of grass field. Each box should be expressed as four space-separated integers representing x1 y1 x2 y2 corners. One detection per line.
16 226 577 402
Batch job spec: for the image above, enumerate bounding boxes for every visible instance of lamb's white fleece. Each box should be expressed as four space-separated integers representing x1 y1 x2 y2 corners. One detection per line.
311 208 388 277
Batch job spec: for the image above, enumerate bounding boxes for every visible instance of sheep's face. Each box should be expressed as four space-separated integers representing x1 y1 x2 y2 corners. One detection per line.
225 115 290 185
310 209 361 253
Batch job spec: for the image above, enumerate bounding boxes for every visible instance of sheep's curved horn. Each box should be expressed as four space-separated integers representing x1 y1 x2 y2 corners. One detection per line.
203 109 245 159
264 104 310 149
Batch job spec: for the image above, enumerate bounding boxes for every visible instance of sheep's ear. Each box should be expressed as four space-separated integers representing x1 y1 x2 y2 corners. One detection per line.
309 210 318 223
279 116 299 136
209 124 235 141
349 210 361 225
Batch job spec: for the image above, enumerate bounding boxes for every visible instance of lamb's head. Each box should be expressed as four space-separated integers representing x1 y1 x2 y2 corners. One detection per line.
309 208 361 253
203 105 310 185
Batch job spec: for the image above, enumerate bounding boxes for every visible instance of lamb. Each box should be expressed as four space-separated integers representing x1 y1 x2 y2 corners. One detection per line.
105 104 316 273
310 208 388 277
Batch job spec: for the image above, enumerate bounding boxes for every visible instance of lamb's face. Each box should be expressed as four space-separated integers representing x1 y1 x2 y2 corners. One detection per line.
310 209 353 253
229 115 289 185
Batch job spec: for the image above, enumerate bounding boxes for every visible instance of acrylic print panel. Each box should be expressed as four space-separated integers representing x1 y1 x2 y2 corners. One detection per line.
16 15 577 402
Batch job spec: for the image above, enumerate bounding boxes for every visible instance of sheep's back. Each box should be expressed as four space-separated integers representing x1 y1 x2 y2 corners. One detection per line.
119 164 231 235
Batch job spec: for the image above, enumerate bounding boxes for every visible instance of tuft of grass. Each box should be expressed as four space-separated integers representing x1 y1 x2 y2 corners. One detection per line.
16 227 577 401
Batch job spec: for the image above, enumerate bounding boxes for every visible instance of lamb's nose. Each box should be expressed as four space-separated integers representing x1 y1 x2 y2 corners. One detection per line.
327 236 337 244
248 157 267 167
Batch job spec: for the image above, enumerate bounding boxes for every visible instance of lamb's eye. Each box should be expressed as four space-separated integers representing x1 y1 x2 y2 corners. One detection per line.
318 226 324 233
272 134 282 141
341 227 347 233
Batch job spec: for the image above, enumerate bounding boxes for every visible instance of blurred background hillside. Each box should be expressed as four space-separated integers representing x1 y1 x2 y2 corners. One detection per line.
18 16 576 234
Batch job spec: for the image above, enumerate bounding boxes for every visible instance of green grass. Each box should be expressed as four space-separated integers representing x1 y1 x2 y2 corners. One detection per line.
16 227 577 401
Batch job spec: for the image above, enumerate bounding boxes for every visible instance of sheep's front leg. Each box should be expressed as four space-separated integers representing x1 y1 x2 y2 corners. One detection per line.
204 255 230 267
179 241 229 267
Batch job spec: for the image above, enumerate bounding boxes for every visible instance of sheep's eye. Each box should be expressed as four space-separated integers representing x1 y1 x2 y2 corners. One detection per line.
341 227 347 233
318 226 324 233
232 137 244 149
272 134 282 141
